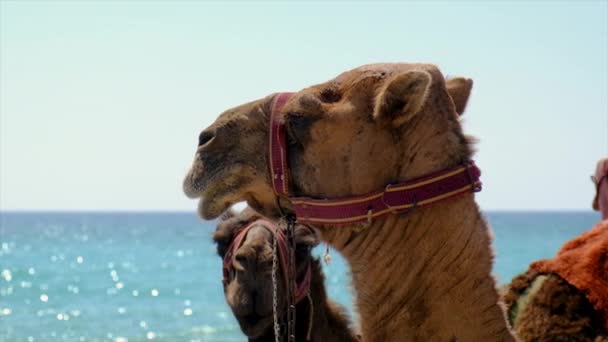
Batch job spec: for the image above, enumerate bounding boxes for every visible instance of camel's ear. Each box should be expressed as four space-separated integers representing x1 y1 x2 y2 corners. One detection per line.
374 70 432 127
446 77 473 116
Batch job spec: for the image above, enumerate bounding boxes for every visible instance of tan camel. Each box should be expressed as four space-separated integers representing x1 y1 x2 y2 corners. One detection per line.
185 63 515 341
213 208 358 341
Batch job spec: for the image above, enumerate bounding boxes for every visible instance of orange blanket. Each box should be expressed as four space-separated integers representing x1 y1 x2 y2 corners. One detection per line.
531 220 608 329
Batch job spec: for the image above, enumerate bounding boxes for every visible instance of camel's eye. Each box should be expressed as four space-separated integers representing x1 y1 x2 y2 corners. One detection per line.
320 88 341 103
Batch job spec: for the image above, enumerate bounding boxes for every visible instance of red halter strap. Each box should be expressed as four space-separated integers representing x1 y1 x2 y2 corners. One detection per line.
222 219 311 304
268 92 482 225
269 92 295 197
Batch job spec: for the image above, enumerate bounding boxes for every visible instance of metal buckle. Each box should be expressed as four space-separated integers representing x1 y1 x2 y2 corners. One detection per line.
275 195 297 219
464 162 482 192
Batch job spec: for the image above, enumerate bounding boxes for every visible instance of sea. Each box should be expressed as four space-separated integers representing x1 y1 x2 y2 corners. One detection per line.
0 211 601 342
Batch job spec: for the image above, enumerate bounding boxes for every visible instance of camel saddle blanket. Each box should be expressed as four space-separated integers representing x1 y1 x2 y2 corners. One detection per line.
531 220 608 329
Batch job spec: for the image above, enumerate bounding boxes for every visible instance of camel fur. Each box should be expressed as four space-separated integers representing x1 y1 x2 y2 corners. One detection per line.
503 158 608 342
185 63 515 341
213 208 358 342
503 220 608 341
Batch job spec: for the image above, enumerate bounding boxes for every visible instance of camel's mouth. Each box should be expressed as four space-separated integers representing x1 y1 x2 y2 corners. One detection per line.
197 195 236 220
183 172 204 200
183 159 254 220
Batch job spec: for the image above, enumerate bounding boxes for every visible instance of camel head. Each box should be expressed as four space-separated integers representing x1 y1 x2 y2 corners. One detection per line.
213 208 319 338
185 63 473 221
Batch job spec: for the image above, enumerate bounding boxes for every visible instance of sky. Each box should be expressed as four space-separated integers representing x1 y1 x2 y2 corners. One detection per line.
0 1 606 211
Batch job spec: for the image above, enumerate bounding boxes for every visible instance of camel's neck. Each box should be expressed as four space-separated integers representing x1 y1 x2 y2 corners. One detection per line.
252 261 357 342
320 197 515 341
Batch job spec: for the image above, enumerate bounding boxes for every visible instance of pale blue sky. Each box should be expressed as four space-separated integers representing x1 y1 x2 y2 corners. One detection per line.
1 1 606 211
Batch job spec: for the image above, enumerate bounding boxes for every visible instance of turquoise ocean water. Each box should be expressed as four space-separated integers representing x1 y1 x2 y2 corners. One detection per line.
0 211 601 342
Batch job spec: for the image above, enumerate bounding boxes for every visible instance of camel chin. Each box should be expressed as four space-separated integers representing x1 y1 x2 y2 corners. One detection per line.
186 165 252 219
197 192 236 220
236 315 273 338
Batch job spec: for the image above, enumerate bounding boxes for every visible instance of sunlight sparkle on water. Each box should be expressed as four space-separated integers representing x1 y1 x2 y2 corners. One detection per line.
110 270 119 282
1 286 13 296
183 308 193 316
193 325 216 335
1 269 12 282
146 332 156 339
40 294 48 302
151 289 159 297
68 284 80 294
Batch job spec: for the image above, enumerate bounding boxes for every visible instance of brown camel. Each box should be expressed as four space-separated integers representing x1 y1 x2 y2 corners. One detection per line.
502 159 608 341
185 63 515 341
213 208 358 341
504 270 607 342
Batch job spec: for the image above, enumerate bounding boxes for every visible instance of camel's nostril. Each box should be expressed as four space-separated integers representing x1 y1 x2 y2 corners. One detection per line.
198 130 215 147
